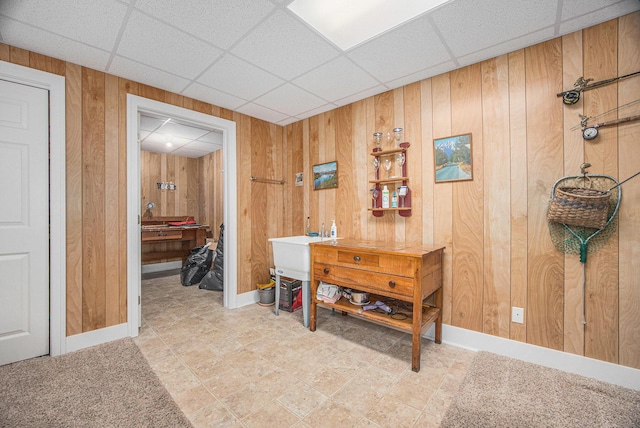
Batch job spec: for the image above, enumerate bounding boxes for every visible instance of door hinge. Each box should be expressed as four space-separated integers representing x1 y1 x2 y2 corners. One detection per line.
138 295 141 305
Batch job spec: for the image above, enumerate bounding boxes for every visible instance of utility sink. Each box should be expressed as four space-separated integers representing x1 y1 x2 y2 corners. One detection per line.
268 235 338 327
268 235 326 280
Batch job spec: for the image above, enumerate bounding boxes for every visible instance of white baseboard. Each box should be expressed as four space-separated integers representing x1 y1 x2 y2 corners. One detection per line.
236 289 260 307
141 261 182 274
65 323 128 353
429 324 640 391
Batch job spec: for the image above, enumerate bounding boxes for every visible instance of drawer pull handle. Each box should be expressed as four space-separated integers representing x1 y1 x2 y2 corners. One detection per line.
354 256 361 262
388 280 396 288
324 268 330 274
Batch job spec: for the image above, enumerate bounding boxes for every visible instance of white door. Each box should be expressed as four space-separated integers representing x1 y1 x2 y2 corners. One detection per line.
0 79 50 365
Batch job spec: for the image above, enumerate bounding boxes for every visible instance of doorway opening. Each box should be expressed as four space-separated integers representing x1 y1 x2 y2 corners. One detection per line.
126 95 238 336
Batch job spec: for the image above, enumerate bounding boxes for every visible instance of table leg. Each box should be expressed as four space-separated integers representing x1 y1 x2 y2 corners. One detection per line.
302 280 310 328
310 281 317 332
411 295 422 372
274 273 281 316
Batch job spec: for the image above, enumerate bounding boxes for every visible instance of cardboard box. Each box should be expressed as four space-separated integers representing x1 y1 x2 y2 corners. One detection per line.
278 277 302 312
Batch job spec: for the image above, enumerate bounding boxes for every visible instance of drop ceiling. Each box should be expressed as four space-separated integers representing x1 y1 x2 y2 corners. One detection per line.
1 0 638 127
139 113 223 158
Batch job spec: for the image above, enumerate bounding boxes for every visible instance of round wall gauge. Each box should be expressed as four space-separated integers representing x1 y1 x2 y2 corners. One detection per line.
582 127 599 140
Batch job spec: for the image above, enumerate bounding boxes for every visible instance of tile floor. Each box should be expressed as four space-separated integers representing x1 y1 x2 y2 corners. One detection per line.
134 272 474 427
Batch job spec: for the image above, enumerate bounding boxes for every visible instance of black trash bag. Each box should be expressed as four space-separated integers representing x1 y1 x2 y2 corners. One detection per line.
198 268 222 291
180 244 213 286
200 224 224 291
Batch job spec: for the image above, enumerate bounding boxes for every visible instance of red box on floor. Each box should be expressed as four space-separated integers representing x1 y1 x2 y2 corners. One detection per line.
278 277 302 312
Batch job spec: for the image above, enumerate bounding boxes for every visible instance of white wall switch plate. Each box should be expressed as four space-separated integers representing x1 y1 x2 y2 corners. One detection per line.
512 307 524 324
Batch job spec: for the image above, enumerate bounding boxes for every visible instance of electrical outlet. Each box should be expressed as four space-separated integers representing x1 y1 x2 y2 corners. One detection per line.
512 307 524 324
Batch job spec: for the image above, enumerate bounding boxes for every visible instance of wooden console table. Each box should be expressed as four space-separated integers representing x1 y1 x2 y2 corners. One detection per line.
309 240 444 372
141 216 208 264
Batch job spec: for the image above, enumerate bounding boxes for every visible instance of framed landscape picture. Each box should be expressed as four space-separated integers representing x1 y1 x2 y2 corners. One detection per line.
433 133 473 183
312 161 338 190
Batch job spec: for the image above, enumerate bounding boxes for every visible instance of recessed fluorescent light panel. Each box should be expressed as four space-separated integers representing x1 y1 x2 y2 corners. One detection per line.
288 0 447 51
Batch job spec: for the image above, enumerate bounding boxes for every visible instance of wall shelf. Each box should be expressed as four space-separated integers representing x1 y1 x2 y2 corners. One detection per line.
370 142 411 217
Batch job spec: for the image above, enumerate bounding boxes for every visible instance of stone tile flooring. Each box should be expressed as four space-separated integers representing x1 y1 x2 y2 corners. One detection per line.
135 273 474 427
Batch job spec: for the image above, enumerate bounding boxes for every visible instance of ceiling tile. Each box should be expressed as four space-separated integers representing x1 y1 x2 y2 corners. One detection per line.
231 10 340 80
117 10 222 79
0 17 111 71
109 56 191 94
296 103 340 119
333 85 389 107
134 0 275 49
171 147 212 158
140 140 174 153
181 83 247 111
0 0 127 51
456 27 555 67
254 84 326 116
161 122 210 140
183 140 222 152
347 14 451 83
293 57 380 102
385 61 457 90
143 132 191 148
197 55 284 101
140 115 167 132
431 0 558 58
197 131 224 144
236 103 289 123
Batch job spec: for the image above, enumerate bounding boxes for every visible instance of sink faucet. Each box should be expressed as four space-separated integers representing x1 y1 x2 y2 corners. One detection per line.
321 223 325 241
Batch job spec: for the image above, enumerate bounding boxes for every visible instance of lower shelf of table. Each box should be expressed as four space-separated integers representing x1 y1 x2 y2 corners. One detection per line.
314 294 440 333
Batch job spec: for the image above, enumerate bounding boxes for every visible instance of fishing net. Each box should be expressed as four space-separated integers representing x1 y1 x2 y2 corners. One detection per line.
547 175 620 260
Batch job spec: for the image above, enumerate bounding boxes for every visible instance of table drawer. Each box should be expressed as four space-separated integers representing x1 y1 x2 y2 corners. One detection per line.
314 263 413 298
313 246 415 277
141 229 183 242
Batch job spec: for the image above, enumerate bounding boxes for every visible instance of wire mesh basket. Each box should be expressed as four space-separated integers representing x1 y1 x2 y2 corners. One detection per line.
547 186 610 229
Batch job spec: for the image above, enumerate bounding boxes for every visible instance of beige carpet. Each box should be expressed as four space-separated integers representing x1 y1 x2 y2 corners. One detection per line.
0 338 192 428
441 351 640 427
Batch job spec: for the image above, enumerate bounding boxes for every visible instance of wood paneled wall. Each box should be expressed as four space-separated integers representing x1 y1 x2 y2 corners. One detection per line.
1 12 638 370
284 13 640 369
140 151 200 220
198 149 224 241
0 42 287 335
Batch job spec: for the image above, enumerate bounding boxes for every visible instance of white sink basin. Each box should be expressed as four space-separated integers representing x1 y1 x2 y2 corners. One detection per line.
268 235 326 280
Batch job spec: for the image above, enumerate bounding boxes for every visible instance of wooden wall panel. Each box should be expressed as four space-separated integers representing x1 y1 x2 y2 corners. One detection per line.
508 50 528 343
481 56 511 338
525 40 565 350
582 20 619 364
82 68 107 331
431 74 454 325
250 119 271 290
561 30 586 356
336 106 354 240
65 62 84 335
403 82 422 247
352 100 368 241
104 74 120 326
451 65 484 332
237 113 253 294
420 80 434 247
617 11 640 370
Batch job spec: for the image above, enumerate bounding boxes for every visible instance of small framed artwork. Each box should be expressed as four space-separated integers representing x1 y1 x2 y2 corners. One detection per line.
312 161 338 190
295 172 303 186
434 133 473 183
